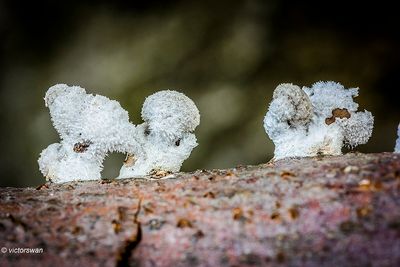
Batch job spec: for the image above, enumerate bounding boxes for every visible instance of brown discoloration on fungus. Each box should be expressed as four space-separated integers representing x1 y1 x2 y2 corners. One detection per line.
325 108 351 125
73 140 92 153
123 154 136 167
325 117 336 125
150 169 172 178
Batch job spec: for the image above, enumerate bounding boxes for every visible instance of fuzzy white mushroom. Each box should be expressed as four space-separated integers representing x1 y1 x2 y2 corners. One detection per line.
395 123 400 153
38 84 139 183
263 81 374 160
118 90 200 178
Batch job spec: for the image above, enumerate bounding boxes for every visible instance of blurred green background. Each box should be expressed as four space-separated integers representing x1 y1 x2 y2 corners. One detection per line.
0 0 399 187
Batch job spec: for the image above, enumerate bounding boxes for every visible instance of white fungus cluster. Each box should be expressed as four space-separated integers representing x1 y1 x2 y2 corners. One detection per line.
118 90 200 178
264 81 374 160
38 85 200 183
395 123 400 153
38 84 139 183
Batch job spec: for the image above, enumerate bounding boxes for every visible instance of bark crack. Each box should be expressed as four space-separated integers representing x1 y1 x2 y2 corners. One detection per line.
116 199 142 267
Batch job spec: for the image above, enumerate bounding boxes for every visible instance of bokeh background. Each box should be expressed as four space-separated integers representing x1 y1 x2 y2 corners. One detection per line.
0 0 399 187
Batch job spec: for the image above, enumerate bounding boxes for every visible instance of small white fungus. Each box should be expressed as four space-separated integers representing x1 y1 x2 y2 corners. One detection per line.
395 123 400 153
263 81 374 160
118 90 200 178
38 84 139 183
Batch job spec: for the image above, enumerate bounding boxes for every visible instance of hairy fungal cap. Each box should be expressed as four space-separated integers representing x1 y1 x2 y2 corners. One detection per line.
303 81 359 118
273 83 303 99
272 83 313 126
141 90 200 136
44 84 86 107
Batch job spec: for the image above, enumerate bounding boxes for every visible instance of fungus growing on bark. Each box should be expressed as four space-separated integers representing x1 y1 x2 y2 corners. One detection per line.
263 81 374 159
118 90 200 178
38 85 200 183
38 84 139 183
395 123 400 153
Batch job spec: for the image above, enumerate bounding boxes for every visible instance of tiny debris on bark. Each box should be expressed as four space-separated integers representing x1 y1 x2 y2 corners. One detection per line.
1 153 400 266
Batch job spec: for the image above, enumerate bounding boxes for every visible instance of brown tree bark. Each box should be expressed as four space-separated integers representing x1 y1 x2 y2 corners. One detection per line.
1 152 400 266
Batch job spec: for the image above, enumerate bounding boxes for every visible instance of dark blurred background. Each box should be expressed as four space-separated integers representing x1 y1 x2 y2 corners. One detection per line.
0 0 399 187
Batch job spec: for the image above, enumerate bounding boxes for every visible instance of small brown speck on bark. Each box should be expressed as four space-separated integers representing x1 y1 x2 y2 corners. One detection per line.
288 207 300 220
177 218 193 228
232 207 244 220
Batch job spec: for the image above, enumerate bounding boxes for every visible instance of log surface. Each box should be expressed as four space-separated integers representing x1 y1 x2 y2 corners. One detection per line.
1 153 400 266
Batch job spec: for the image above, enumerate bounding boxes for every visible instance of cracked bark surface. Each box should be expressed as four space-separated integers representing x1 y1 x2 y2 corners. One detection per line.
1 152 400 266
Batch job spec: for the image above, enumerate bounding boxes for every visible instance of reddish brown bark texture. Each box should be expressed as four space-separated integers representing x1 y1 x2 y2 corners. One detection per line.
1 152 400 266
